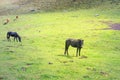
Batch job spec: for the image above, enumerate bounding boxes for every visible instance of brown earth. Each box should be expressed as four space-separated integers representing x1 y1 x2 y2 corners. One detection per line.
0 0 74 15
100 21 120 30
110 23 120 30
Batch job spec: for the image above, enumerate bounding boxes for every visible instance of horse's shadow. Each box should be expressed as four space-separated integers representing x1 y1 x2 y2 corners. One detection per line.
57 54 73 59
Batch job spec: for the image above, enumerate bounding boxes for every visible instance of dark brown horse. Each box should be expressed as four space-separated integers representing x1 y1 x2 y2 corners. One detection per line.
64 38 84 56
7 31 21 42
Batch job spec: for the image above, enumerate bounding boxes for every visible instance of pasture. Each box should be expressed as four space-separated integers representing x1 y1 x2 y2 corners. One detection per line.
0 8 120 80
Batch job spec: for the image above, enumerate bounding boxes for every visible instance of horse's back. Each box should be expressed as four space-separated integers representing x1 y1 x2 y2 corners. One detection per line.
65 38 84 48
7 31 18 37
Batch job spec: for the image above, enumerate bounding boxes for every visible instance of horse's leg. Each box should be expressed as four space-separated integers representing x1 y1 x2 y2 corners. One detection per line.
64 43 66 55
66 46 69 56
76 48 79 56
7 35 10 41
64 46 69 56
64 39 71 56
16 37 18 42
14 37 17 42
14 37 16 42
7 37 10 41
79 48 81 56
64 41 69 56
64 50 66 55
66 44 70 56
8 37 11 41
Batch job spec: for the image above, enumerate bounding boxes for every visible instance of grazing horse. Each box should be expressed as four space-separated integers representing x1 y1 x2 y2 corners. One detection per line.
7 31 21 42
3 19 9 25
13 16 19 21
64 38 84 56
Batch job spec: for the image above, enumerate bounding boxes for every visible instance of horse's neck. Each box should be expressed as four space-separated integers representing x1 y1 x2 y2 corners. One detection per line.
17 35 20 38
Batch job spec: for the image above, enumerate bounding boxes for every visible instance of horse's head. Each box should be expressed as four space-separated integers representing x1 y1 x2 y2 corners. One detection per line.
7 36 10 40
7 32 11 40
18 36 21 42
80 40 84 48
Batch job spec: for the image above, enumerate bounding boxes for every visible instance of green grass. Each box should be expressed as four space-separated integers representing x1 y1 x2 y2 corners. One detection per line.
0 8 120 80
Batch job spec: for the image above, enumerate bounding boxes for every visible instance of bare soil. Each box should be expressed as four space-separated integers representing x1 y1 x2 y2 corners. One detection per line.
100 21 120 30
110 23 120 30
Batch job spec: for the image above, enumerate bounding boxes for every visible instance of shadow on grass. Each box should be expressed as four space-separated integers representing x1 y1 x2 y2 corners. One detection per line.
57 54 73 59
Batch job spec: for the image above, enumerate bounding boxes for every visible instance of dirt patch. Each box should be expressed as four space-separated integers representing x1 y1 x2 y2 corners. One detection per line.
21 67 27 71
79 55 88 59
86 67 96 71
110 23 120 30
26 63 34 66
0 76 4 80
8 51 14 53
83 75 90 78
100 21 120 30
48 62 53 65
56 58 74 64
100 71 109 77
6 46 14 47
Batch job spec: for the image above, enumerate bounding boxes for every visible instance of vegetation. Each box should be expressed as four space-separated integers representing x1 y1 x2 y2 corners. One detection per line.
0 2 120 80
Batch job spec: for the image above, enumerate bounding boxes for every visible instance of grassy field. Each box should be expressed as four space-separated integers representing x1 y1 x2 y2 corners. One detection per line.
0 8 120 80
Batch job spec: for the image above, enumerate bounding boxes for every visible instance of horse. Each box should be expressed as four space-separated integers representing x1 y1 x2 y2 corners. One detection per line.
7 31 21 42
64 38 84 56
3 19 9 25
13 16 19 21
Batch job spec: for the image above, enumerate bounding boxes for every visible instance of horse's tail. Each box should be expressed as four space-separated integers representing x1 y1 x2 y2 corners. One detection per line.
64 39 71 55
65 40 68 50
64 40 67 55
65 39 71 49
